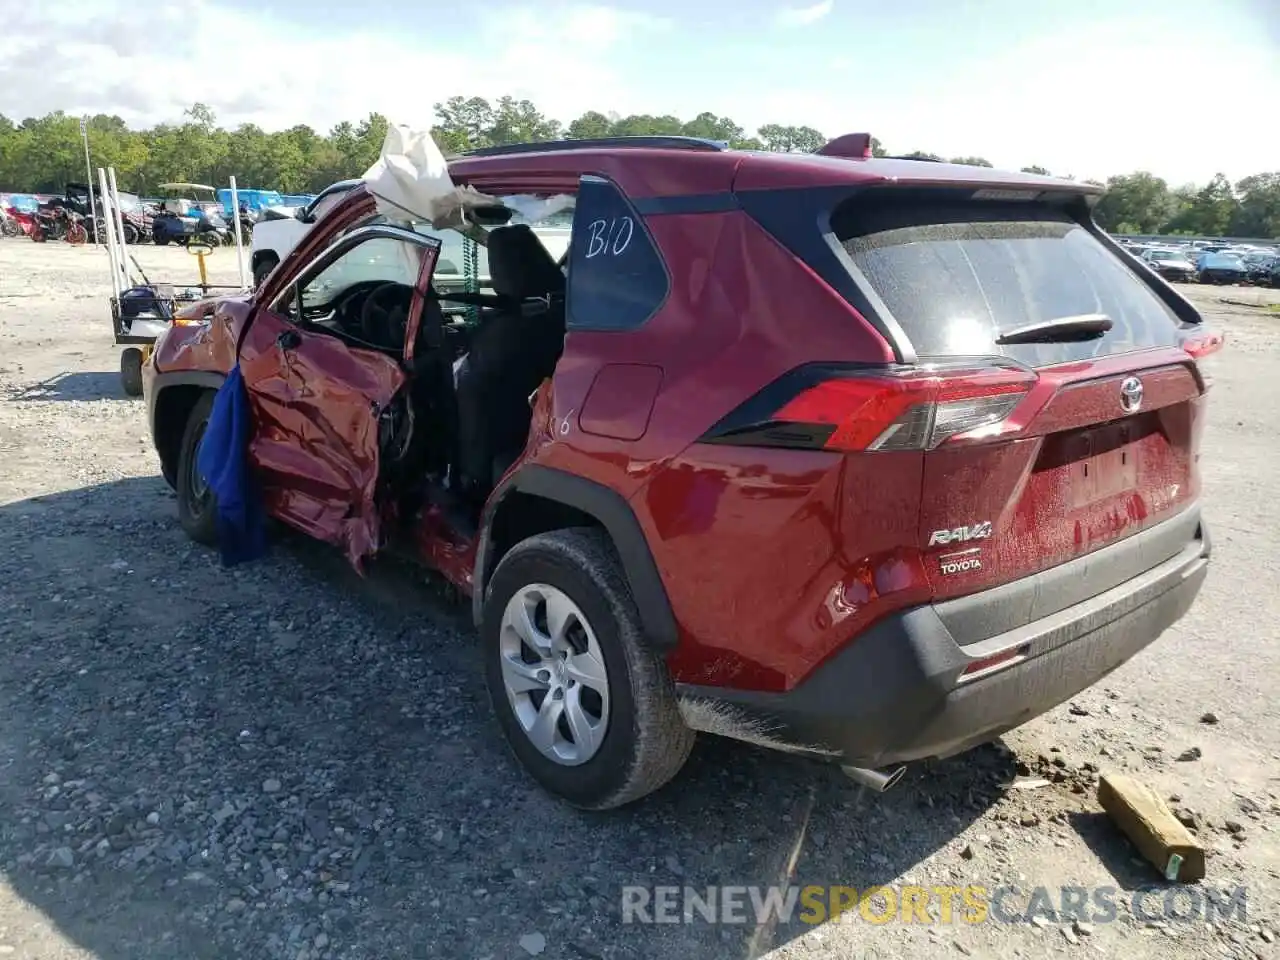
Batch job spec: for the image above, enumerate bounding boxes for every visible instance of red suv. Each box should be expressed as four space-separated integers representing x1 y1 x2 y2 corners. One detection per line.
144 134 1218 809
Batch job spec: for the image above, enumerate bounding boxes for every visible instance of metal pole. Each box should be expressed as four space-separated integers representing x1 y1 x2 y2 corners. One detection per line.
80 117 101 245
97 167 123 295
107 168 132 287
229 175 249 290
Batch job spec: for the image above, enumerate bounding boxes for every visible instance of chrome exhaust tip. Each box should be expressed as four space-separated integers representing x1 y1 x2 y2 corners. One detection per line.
840 764 907 792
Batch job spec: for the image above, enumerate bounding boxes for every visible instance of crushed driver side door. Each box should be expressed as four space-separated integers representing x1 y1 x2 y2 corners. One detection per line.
237 223 440 567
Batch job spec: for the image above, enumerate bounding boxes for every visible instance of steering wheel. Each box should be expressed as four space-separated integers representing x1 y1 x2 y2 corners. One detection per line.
359 282 414 349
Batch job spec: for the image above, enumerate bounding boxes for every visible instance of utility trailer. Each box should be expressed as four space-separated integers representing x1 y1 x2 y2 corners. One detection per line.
96 167 251 395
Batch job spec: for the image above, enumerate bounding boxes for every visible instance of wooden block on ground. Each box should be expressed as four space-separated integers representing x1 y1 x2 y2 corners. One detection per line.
1097 773 1205 882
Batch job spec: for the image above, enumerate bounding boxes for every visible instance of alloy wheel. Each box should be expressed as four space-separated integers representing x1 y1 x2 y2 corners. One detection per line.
498 583 611 766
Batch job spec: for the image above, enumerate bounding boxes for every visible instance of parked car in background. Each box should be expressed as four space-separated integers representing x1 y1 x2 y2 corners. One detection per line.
1196 251 1249 285
146 136 1218 809
4 194 40 215
1242 252 1278 285
1262 258 1280 289
1141 247 1197 282
217 187 285 217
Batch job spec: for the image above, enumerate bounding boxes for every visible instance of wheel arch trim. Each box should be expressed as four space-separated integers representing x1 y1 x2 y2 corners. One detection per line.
149 370 225 484
153 370 226 393
473 464 680 650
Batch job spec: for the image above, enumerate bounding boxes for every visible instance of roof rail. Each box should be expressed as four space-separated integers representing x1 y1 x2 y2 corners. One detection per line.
886 154 943 163
461 136 729 158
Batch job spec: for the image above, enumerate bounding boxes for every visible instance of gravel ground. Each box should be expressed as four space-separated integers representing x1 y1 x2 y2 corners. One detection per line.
1 240 1278 960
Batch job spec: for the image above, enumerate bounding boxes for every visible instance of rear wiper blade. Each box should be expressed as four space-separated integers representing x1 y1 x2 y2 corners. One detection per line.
995 313 1113 344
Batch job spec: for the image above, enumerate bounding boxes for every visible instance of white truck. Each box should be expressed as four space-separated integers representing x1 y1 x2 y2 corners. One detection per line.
249 179 362 286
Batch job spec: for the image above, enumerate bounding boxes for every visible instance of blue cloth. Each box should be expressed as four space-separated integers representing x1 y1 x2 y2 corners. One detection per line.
196 364 267 566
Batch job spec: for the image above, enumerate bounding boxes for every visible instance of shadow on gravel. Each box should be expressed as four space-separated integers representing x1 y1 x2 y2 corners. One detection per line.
1067 811 1166 891
0 479 1007 960
7 371 130 403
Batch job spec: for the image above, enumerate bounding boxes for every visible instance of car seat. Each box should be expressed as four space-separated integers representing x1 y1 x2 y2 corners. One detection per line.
453 224 567 503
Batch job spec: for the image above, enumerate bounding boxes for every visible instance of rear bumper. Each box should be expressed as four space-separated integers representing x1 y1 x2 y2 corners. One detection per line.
676 514 1210 767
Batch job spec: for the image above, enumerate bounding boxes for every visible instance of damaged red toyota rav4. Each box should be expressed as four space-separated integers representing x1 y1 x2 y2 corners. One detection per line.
144 131 1220 809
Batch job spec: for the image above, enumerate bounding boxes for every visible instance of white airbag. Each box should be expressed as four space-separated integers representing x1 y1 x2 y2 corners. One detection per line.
362 124 498 229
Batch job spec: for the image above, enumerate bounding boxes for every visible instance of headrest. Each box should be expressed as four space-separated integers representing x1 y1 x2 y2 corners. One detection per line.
485 224 565 300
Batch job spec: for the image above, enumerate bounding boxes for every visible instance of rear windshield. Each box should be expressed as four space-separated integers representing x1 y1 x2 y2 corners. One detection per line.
833 198 1183 366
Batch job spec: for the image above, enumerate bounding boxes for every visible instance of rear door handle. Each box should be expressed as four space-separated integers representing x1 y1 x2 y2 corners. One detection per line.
276 329 301 350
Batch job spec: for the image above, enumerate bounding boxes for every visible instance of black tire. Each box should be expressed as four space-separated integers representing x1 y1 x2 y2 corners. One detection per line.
119 348 144 397
122 222 139 245
482 527 695 810
176 391 219 546
154 232 169 246
253 255 278 288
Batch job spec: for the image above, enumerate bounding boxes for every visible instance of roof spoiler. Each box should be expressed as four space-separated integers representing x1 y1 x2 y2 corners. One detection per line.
816 133 874 160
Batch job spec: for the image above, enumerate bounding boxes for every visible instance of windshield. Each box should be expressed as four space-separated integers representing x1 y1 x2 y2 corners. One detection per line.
301 236 427 305
833 196 1182 366
1149 249 1181 261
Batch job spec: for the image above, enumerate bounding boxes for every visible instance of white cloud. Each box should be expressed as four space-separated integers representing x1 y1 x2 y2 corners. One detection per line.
2 0 1273 185
747 12 1278 185
774 0 834 28
0 0 671 134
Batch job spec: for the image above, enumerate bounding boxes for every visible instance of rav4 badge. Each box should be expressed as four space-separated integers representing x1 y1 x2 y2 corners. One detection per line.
928 522 993 547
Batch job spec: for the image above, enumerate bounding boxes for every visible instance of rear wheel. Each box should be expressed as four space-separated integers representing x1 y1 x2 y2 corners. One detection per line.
119 348 144 397
66 222 87 245
482 528 694 810
176 391 218 546
122 222 139 245
154 232 169 246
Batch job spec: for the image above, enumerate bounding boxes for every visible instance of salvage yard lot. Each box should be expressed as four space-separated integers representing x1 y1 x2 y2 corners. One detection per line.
0 240 1277 960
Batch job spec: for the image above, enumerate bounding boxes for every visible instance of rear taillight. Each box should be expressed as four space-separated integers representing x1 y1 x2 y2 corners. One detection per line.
702 361 1038 452
1182 330 1224 359
1182 330 1224 391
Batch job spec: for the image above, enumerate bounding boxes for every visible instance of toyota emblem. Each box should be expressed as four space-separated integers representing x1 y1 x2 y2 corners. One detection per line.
1120 376 1144 413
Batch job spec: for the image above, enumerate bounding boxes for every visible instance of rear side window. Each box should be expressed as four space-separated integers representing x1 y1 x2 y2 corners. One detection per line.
833 198 1183 366
567 176 669 331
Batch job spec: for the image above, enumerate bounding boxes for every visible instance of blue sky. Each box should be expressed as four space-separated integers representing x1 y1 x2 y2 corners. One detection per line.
4 0 1277 184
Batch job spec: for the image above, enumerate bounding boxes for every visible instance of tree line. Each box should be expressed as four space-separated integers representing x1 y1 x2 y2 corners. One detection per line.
1 97 1275 238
